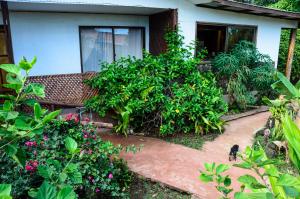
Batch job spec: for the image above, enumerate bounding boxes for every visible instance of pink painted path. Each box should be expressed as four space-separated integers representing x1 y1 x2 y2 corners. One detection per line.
101 112 270 198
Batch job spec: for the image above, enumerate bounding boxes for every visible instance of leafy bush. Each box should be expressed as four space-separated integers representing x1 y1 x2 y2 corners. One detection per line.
85 29 228 136
200 146 300 199
212 41 276 110
1 115 132 198
0 58 61 164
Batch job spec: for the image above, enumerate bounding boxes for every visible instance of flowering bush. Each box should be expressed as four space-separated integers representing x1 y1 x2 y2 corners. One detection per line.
0 114 132 198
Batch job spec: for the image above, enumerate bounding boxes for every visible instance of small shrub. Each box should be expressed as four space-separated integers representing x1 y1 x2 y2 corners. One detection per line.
212 41 276 110
85 29 228 136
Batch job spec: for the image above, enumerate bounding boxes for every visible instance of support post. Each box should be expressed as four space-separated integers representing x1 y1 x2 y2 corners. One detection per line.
1 1 14 63
285 28 297 80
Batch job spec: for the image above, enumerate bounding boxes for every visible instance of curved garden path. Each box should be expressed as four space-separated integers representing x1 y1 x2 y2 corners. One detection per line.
100 112 270 199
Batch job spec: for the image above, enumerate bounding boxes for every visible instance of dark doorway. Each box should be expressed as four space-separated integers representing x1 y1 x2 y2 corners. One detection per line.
196 24 226 59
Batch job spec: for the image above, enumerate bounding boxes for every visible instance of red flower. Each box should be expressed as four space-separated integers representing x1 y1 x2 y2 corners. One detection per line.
25 165 34 171
65 113 73 121
74 115 80 123
84 117 90 122
25 141 37 147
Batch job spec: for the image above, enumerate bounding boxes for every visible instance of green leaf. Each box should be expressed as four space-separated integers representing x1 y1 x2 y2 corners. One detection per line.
0 64 21 75
224 176 232 187
216 164 230 174
0 184 11 197
37 166 52 179
69 171 82 184
14 118 32 131
6 111 19 121
34 103 42 120
25 83 45 98
58 173 67 183
36 181 57 199
19 57 34 71
42 110 61 124
277 174 300 187
5 144 17 157
204 162 215 172
233 162 252 169
199 173 213 183
57 186 76 199
64 137 77 154
234 192 275 199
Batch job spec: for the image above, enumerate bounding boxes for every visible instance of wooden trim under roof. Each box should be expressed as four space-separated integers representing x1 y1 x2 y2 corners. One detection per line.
196 0 300 21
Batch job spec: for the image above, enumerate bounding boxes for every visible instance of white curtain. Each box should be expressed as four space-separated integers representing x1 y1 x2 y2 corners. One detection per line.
81 27 143 72
115 28 143 60
81 28 113 72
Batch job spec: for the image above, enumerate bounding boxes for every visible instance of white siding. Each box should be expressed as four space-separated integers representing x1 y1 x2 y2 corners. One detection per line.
9 12 149 75
8 0 299 75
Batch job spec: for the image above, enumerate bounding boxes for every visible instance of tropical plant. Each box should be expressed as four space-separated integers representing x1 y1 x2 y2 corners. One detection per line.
85 29 228 136
0 58 61 165
212 41 276 110
200 146 300 199
281 113 300 171
0 184 12 199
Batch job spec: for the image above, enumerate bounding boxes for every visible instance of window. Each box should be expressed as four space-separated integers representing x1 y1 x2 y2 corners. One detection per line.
80 27 144 72
196 23 256 60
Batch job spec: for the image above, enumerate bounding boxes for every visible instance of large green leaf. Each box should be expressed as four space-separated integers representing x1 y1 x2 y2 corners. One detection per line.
216 164 230 174
282 113 300 170
42 110 61 124
24 83 45 98
34 103 42 120
0 64 21 75
64 137 77 154
234 192 275 199
0 184 11 198
36 181 57 199
271 72 300 99
57 186 76 199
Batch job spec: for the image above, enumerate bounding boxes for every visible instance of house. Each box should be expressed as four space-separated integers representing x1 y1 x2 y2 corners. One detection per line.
1 0 300 107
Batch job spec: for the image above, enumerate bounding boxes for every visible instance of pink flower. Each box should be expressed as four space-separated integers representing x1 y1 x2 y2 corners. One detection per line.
83 134 88 138
43 135 48 141
65 113 73 121
25 141 37 147
84 117 90 122
108 173 113 179
88 149 93 154
25 165 34 171
95 188 100 193
31 160 39 167
74 115 79 123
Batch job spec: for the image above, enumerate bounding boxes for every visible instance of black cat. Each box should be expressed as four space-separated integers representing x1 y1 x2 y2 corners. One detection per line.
229 144 239 161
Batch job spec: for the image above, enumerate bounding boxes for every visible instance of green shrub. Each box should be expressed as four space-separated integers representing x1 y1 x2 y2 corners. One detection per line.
85 29 228 136
212 41 276 110
0 115 132 198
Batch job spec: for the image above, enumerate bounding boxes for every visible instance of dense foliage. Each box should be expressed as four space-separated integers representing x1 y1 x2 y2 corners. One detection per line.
1 115 133 198
212 41 276 110
85 30 228 136
0 60 133 198
240 0 300 83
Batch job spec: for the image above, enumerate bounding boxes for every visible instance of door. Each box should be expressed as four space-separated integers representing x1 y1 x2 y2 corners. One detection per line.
149 9 178 55
0 25 11 92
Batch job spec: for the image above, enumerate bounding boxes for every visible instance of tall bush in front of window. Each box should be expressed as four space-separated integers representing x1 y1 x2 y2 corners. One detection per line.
212 41 276 110
85 29 228 136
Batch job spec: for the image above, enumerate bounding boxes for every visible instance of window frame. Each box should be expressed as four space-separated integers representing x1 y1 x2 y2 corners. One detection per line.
195 22 257 60
79 26 146 73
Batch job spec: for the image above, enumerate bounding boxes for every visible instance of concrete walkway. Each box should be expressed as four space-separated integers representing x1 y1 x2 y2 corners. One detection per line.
101 112 270 199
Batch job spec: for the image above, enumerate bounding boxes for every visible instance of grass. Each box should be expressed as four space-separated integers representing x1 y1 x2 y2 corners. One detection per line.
130 175 191 199
162 133 219 150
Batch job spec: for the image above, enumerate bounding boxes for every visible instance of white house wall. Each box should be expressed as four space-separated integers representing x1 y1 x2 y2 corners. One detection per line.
9 12 149 75
8 0 299 75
